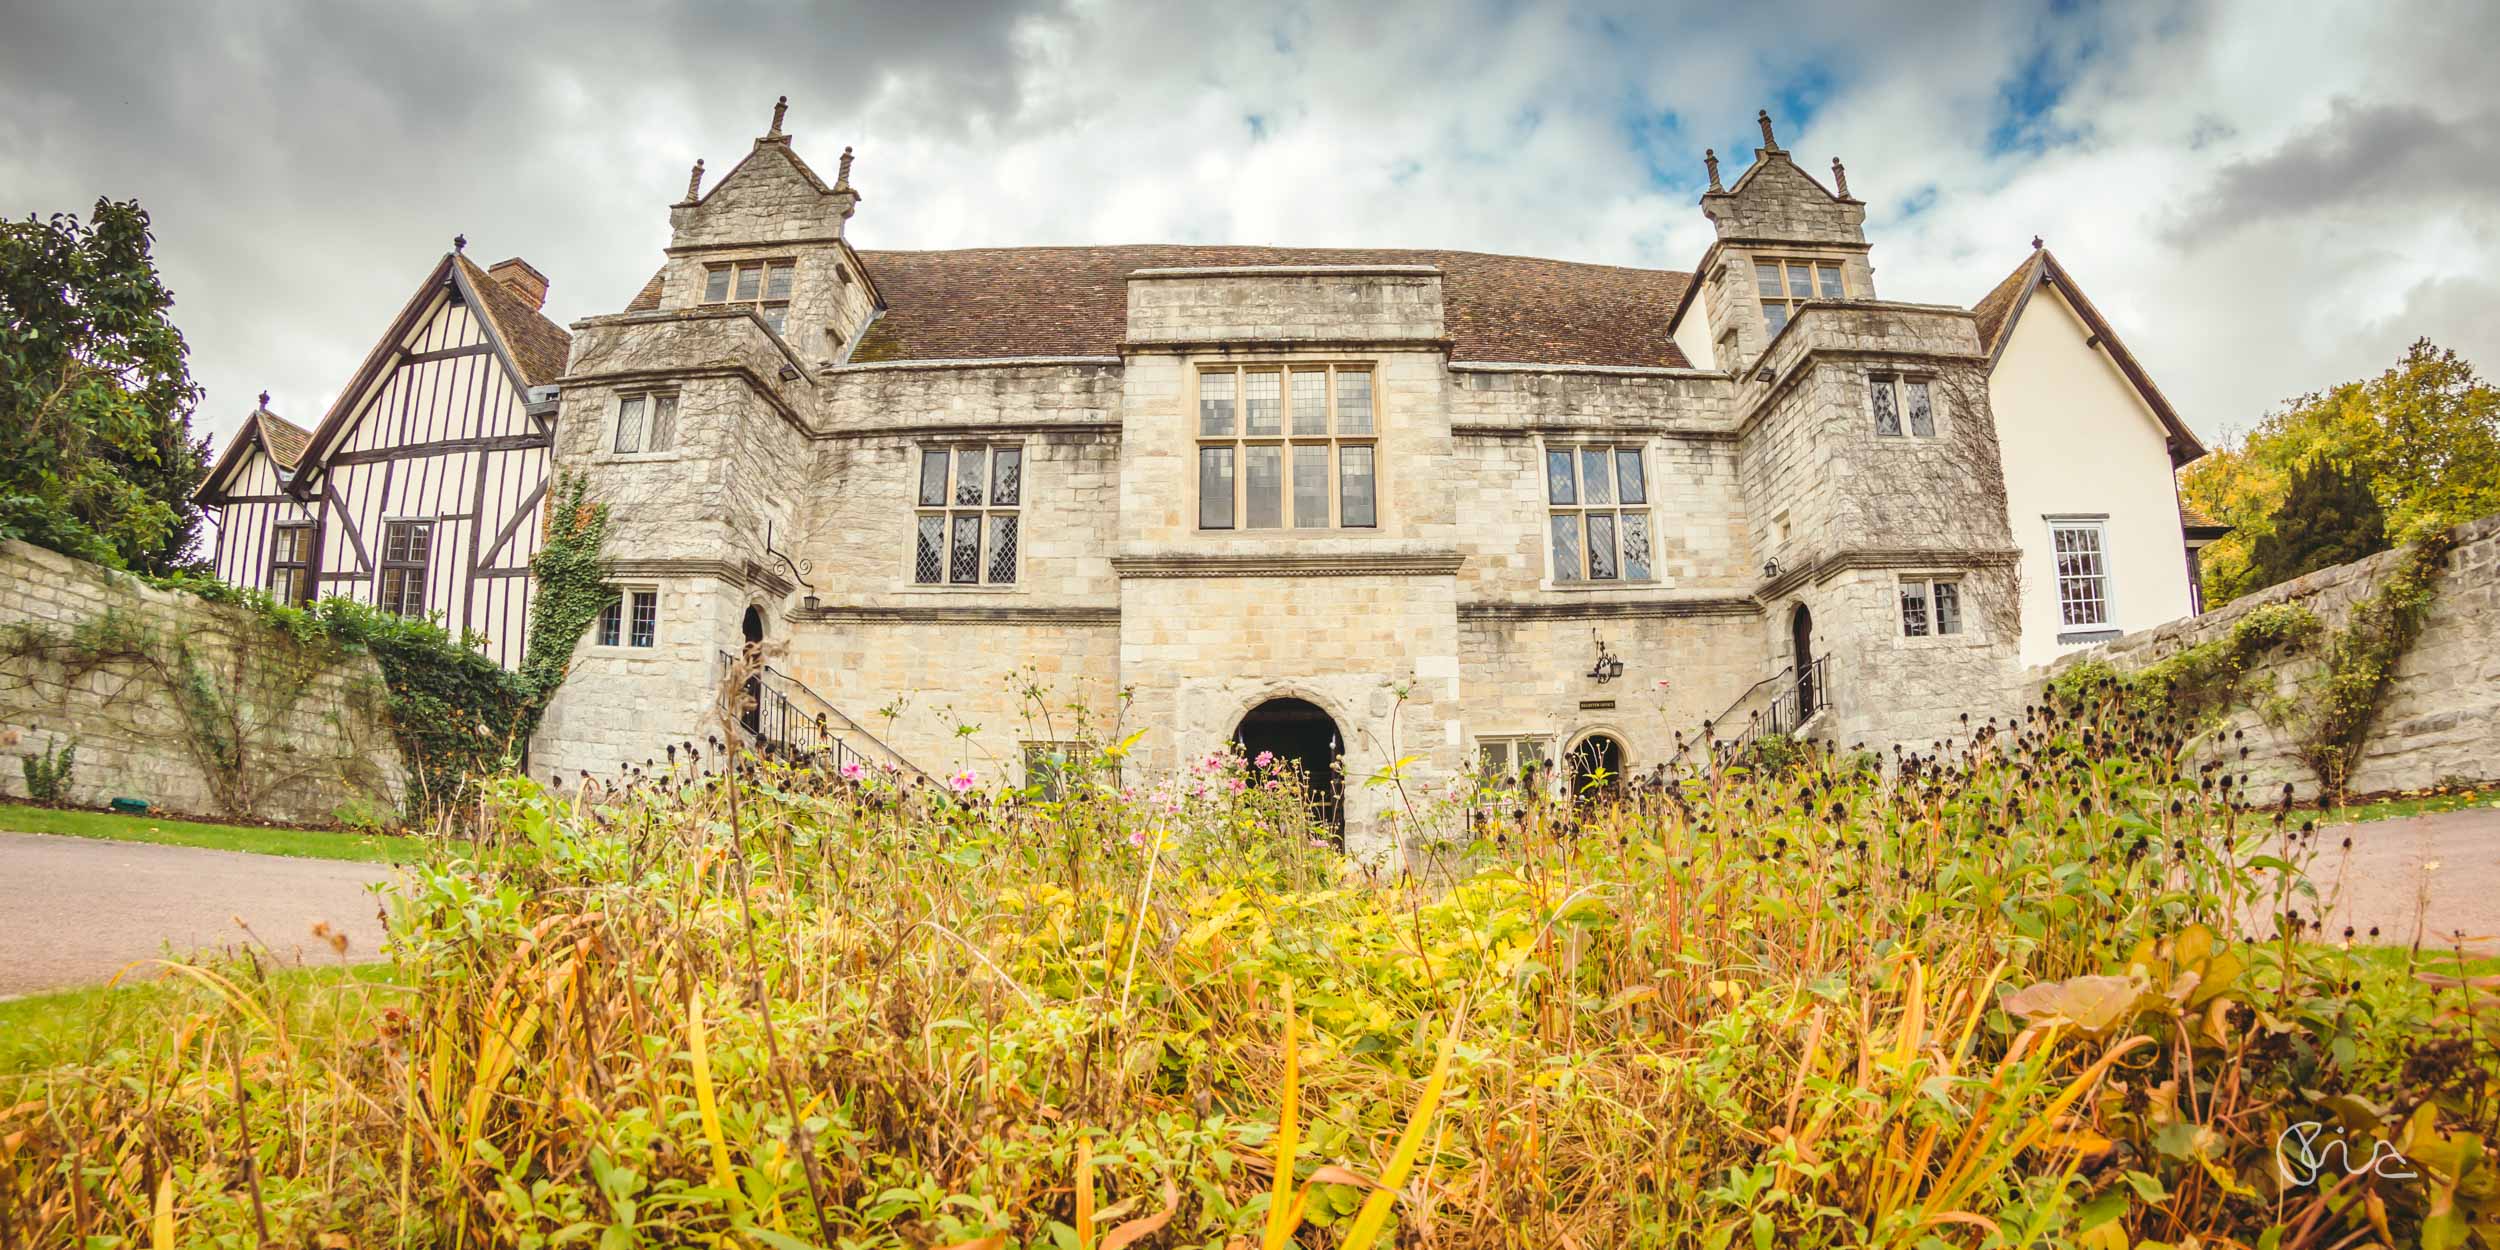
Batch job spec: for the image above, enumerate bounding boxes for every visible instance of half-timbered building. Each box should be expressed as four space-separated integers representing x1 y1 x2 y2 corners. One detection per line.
197 247 571 667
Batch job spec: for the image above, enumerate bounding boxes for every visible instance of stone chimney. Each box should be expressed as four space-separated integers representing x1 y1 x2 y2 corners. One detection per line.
487 257 549 310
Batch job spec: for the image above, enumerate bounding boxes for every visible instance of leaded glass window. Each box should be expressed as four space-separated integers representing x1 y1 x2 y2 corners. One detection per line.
268 523 313 606
378 520 432 618
612 391 678 454
1547 443 1656 583
1197 364 1378 529
2052 522 2110 626
913 444 1022 586
1872 374 1938 439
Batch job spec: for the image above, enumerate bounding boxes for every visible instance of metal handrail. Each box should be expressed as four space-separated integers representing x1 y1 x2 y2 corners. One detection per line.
1666 663 1795 767
717 651 933 781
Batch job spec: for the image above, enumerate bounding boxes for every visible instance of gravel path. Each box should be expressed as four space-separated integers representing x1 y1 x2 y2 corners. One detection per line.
0 832 394 998
2281 805 2500 949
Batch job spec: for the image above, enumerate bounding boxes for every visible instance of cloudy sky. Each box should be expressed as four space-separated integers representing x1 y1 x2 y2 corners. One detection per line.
5 1 2495 458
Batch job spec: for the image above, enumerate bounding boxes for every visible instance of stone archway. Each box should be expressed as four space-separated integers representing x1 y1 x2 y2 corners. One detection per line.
1233 696 1344 842
1565 730 1626 800
739 605 766 737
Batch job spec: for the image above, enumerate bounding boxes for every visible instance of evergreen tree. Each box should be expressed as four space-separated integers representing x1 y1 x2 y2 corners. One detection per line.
0 198 209 572
2248 458 2387 589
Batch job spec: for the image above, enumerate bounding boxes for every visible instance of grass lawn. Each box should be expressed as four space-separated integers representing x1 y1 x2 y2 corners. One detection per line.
0 801 424 864
0 962 399 1075
2326 787 2495 825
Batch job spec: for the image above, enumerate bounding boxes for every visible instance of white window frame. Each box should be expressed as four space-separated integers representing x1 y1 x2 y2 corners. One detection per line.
1869 373 1940 439
1544 442 1657 586
1897 575 1966 639
2049 517 2114 630
700 258 797 335
594 586 661 649
1477 735 1554 783
912 443 1024 588
610 390 680 456
1194 363 1377 532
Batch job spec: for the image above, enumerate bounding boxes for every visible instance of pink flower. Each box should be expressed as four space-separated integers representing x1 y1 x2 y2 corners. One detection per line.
839 761 864 780
949 771 976 794
1228 776 1247 791
1253 750 1275 767
1127 829 1148 848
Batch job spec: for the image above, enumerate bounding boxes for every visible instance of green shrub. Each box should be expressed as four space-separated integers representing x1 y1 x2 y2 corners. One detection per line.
18 734 74 802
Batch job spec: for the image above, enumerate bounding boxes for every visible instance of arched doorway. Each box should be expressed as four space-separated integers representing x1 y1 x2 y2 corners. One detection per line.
1233 697 1344 840
1565 731 1626 800
1790 603 1816 714
739 605 765 738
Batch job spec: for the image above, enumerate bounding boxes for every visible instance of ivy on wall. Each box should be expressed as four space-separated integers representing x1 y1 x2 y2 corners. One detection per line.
2043 530 2458 799
518 473 613 710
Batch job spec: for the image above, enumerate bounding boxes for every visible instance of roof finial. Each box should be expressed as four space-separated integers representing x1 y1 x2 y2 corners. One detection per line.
2031 234 2044 250
1704 148 1722 192
1831 157 1849 198
836 145 854 190
683 157 705 204
769 95 788 137
452 232 466 253
1757 108 1778 149
258 390 271 411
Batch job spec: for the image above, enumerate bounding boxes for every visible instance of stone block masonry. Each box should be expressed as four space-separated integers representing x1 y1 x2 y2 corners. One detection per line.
2028 514 2500 799
0 540 406 824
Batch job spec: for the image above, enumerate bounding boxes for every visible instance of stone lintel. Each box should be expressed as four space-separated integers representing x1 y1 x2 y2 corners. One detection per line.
1110 549 1464 579
1757 546 2022 599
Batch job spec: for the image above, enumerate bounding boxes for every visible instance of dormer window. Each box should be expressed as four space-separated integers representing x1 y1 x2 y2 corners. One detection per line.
1756 258 1845 336
701 260 796 334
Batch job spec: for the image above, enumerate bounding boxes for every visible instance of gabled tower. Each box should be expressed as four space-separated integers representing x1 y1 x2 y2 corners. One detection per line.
650 96 879 367
1685 110 1871 371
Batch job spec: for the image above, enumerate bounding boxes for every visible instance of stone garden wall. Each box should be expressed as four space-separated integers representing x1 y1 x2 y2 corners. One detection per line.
2028 514 2500 798
0 540 405 824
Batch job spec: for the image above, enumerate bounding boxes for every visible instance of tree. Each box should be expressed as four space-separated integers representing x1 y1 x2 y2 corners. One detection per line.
2248 458 2386 589
2181 339 2500 606
0 198 209 572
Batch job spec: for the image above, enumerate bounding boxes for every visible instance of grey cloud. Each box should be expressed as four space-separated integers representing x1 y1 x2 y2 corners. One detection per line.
2168 97 2500 242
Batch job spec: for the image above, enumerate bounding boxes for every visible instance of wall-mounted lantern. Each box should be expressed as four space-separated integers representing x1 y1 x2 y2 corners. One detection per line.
1763 558 1782 580
1588 635 1626 684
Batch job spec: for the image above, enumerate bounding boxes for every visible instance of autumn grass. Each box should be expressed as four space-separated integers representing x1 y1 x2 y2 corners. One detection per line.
0 800 424 862
4 683 2499 1247
0 963 396 1076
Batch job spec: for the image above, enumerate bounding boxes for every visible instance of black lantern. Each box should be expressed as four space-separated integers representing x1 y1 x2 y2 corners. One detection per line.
1588 636 1626 684
1762 558 1782 580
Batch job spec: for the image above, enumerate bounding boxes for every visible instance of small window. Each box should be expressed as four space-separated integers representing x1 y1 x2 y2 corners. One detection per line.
2052 522 2111 627
914 444 1021 586
1546 444 1654 583
378 521 432 618
598 589 658 647
597 598 622 646
1899 578 1964 638
1758 258 1844 336
612 391 678 454
268 523 314 606
701 259 796 335
1022 740 1093 798
1870 375 1937 438
629 590 658 647
1196 364 1377 530
1478 736 1552 782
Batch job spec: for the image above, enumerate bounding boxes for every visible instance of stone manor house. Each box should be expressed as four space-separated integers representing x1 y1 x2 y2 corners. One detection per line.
199 103 2219 851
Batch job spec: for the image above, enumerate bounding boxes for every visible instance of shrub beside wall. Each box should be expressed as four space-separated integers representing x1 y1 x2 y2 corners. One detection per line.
0 539 407 823
2030 514 2500 799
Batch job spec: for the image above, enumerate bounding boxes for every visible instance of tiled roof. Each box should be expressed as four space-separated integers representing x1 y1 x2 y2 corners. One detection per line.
1970 251 2041 357
455 254 573 386
625 268 664 313
255 409 312 470
845 246 1693 368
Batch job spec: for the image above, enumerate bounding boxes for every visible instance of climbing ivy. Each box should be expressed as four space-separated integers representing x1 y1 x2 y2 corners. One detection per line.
517 473 613 710
2292 530 2457 798
2044 530 2457 799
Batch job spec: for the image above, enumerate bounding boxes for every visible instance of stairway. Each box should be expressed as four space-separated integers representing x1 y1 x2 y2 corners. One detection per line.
1670 654 1833 769
720 651 933 781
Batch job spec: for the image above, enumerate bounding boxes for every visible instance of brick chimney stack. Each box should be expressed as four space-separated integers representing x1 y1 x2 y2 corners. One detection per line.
487 257 549 310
